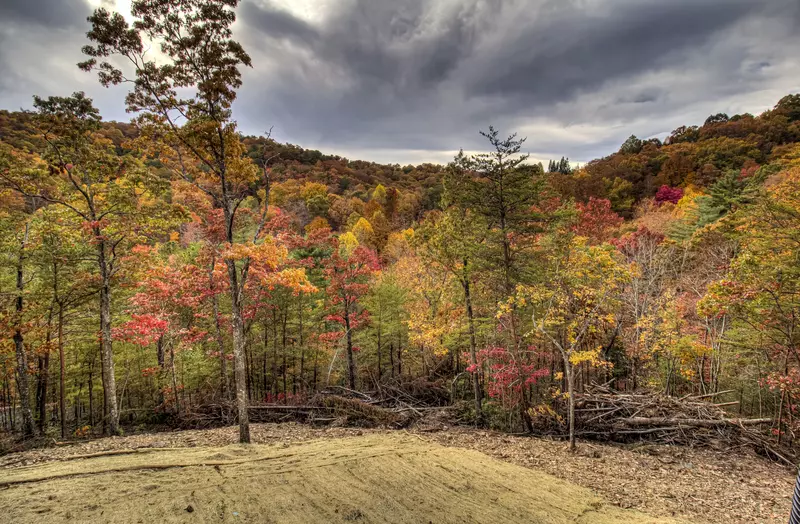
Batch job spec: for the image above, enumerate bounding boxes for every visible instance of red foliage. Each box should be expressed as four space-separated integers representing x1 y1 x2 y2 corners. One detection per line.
573 197 623 243
654 185 684 205
740 161 760 179
114 261 218 347
113 314 168 346
467 346 549 407
322 241 380 343
612 226 665 257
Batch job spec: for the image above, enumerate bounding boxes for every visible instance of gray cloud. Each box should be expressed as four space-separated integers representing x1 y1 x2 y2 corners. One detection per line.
234 0 800 160
0 0 93 106
1 0 799 164
0 0 91 29
466 1 759 103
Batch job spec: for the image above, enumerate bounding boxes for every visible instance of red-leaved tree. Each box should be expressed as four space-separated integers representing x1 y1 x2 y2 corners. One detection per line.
574 197 623 244
655 185 684 205
322 237 380 389
114 259 212 412
467 346 549 410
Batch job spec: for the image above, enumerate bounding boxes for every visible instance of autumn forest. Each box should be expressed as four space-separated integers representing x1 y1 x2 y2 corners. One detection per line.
2 0 800 478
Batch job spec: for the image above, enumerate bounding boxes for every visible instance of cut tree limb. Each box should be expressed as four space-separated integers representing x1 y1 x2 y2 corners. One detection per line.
618 417 771 427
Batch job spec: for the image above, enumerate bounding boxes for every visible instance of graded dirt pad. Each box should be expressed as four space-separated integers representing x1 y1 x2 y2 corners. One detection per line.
0 424 793 523
0 434 680 524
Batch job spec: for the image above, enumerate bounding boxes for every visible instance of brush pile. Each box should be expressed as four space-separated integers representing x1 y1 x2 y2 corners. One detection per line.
573 385 791 464
179 380 452 430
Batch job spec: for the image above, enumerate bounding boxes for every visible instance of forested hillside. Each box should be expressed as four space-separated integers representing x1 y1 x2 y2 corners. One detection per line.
2 0 800 462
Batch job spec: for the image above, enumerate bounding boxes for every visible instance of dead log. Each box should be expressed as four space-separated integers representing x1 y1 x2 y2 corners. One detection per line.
684 390 735 400
618 417 772 427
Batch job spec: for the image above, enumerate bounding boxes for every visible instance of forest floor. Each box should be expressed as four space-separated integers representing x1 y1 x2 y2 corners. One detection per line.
0 423 794 523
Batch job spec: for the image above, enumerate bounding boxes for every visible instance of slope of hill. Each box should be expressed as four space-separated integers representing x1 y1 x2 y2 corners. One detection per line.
3 93 798 224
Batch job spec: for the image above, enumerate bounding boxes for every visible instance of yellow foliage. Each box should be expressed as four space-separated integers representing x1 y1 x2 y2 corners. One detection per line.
261 268 317 294
372 184 387 205
301 182 328 202
569 347 611 369
391 253 460 358
514 237 632 372
384 230 413 262
305 216 330 234
673 187 703 218
338 231 359 258
351 216 375 245
269 180 302 207
775 143 800 170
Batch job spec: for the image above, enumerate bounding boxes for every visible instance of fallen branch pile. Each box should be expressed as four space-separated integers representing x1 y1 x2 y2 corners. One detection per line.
572 385 792 465
178 379 452 430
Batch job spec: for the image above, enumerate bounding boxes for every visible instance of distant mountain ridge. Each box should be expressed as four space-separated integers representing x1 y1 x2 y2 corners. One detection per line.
3 92 799 219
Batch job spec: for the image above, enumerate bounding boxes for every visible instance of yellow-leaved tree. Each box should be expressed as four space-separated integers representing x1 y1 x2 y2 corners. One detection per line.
514 236 632 451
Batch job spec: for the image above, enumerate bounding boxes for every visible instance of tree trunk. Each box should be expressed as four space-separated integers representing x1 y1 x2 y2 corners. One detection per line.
389 342 395 378
36 353 50 433
97 238 120 436
397 333 402 376
88 359 94 428
262 322 272 400
281 310 287 397
58 303 66 439
312 343 318 392
376 318 382 383
298 294 305 392
156 336 165 369
272 315 279 396
225 258 250 443
344 307 356 389
210 260 228 401
214 294 228 400
36 306 53 433
564 355 576 452
510 313 533 433
463 276 483 424
155 336 166 407
246 336 254 401
169 341 180 415
13 226 35 438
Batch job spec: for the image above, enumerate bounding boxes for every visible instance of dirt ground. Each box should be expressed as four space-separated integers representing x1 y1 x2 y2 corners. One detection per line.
0 424 794 523
0 432 681 524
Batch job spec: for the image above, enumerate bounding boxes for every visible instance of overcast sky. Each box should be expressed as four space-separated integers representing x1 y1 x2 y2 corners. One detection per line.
1 0 798 165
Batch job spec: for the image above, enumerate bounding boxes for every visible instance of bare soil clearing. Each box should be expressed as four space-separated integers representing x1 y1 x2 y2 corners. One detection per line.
0 424 793 523
0 433 681 524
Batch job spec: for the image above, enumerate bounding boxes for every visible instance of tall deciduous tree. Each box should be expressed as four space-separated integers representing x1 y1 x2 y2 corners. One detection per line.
322 236 379 389
0 147 37 437
1 95 178 435
418 204 487 424
29 205 95 438
80 0 263 443
516 236 631 450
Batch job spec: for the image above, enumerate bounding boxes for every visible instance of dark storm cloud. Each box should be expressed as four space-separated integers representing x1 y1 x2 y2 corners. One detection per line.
0 0 798 163
234 0 800 160
241 2 320 42
466 0 758 103
240 0 482 90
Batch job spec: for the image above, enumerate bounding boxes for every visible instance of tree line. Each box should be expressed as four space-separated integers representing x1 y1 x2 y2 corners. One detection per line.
2 0 800 451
